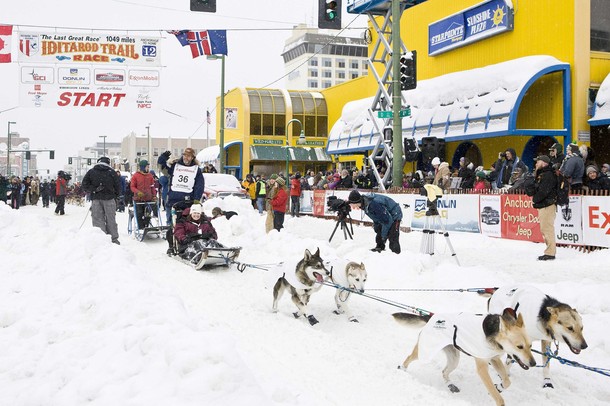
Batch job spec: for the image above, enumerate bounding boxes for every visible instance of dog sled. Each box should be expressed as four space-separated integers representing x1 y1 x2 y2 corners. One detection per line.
167 200 241 269
127 200 171 242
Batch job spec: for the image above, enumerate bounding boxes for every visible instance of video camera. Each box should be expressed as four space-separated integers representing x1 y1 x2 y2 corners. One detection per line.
58 171 72 182
420 184 443 216
327 196 351 220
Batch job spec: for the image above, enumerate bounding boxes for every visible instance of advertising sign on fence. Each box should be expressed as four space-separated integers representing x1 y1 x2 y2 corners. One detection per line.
581 196 610 248
554 196 583 246
411 194 480 233
479 194 501 237
500 195 543 242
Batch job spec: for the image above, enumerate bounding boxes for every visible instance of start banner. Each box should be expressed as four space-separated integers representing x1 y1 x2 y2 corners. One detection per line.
18 32 161 66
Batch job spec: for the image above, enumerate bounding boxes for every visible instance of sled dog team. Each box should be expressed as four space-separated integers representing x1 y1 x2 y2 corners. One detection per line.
273 248 587 406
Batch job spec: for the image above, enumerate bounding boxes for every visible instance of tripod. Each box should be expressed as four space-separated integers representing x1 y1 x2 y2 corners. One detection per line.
329 213 354 242
420 213 460 265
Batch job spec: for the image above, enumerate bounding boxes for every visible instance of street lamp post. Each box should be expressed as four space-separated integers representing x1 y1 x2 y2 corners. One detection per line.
99 135 107 157
285 119 306 179
207 55 225 173
145 124 151 162
6 121 16 176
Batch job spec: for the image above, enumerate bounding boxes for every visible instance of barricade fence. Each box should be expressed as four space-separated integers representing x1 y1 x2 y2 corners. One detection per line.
298 188 610 250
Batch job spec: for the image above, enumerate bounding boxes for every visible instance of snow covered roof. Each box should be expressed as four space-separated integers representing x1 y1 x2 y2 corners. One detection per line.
196 145 219 164
589 72 610 126
327 55 570 154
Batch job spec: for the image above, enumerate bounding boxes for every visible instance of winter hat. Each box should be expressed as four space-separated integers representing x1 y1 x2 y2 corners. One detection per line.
190 204 203 215
275 177 286 186
534 155 551 164
549 143 563 152
348 189 362 203
476 171 486 179
139 160 149 170
270 174 278 180
97 157 110 165
211 207 222 217
183 148 196 158
603 163 610 170
586 165 598 176
431 157 441 166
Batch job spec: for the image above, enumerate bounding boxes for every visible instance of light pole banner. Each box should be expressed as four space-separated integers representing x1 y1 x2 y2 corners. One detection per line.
18 32 161 66
19 65 160 109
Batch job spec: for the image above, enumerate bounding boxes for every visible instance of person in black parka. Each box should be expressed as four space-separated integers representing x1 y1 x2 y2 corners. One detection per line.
82 157 121 245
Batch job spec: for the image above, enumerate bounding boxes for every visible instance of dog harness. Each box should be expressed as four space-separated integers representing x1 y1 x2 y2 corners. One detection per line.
488 285 550 341
417 313 504 362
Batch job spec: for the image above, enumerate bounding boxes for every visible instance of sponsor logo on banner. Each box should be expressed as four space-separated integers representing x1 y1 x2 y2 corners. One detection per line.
136 90 153 109
554 196 583 245
19 34 39 56
21 66 54 83
58 67 90 85
94 69 125 85
128 69 160 87
582 196 610 248
479 194 501 237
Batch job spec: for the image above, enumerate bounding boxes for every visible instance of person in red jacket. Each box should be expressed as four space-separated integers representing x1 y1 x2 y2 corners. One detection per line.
289 172 302 218
173 204 218 262
271 176 288 231
55 171 68 215
130 160 158 228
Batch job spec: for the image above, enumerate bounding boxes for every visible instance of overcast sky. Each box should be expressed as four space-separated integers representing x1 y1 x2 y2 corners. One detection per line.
0 0 367 174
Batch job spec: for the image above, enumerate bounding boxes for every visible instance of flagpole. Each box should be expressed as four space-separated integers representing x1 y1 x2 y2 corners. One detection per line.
206 109 209 148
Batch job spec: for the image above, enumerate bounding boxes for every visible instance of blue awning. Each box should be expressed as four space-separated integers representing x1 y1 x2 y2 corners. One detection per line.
589 72 610 126
327 55 571 155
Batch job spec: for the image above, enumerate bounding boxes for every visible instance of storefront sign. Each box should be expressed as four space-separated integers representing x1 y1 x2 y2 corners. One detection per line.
303 140 325 146
428 0 514 56
253 139 283 145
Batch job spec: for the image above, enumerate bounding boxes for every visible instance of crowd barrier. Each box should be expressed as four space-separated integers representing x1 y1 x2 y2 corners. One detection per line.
298 189 610 249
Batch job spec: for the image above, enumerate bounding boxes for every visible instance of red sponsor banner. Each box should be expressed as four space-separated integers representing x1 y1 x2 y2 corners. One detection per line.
500 195 544 242
313 189 326 217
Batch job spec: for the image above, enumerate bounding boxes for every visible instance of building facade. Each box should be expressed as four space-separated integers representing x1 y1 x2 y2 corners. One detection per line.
282 25 369 90
326 0 610 173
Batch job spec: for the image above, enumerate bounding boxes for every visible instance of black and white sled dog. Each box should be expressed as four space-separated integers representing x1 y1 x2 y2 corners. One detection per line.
487 285 588 388
272 248 330 326
393 309 536 406
329 260 367 322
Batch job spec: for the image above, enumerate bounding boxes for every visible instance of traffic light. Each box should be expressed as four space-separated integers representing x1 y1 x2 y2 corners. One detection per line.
318 0 342 29
25 151 31 160
68 157 72 165
50 150 55 159
400 50 417 91
190 0 216 12
87 158 92 165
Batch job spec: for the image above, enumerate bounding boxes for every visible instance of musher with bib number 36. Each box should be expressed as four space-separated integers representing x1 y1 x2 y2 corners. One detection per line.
158 148 205 254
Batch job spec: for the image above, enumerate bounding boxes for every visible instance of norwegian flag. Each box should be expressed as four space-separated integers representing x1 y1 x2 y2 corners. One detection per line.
186 30 227 58
0 25 13 63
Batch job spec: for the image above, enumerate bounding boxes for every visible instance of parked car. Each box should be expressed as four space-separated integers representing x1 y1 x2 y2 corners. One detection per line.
481 206 500 225
203 173 248 200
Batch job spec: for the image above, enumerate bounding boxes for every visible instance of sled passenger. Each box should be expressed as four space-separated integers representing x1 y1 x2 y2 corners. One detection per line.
173 204 218 262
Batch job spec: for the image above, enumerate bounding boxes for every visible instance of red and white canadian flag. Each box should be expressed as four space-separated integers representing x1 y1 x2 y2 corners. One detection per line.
0 25 13 63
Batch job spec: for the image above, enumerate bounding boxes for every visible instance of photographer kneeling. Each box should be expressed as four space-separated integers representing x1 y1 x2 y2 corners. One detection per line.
347 190 402 254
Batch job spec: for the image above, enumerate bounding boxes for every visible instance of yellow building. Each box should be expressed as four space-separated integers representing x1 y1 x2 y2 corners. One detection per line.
327 0 610 173
214 0 610 178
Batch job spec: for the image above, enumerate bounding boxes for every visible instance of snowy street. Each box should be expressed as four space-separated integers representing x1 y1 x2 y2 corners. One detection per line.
1 197 609 406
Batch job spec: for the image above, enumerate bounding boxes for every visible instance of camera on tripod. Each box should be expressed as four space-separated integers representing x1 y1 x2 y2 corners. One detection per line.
327 196 354 242
420 184 443 216
327 196 351 220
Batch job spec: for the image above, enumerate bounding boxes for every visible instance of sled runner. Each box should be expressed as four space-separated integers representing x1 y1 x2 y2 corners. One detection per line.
128 201 171 242
167 200 241 269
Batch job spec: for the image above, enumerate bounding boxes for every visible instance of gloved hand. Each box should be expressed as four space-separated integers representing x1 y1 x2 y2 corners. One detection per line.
193 200 200 205
137 191 144 199
160 151 172 159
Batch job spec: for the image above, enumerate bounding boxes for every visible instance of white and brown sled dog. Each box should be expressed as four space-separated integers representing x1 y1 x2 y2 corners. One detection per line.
329 261 367 322
393 309 536 406
487 285 588 388
272 248 330 326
